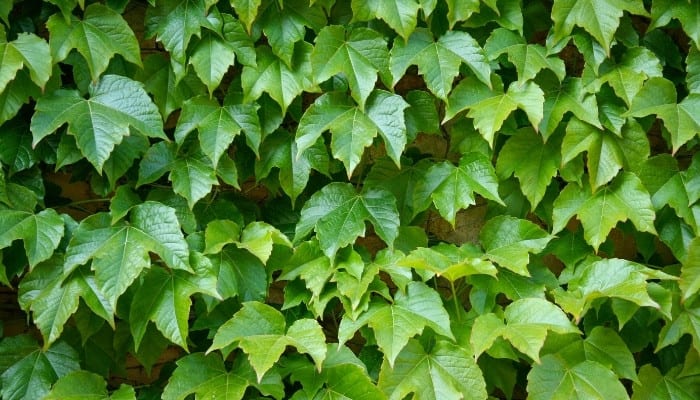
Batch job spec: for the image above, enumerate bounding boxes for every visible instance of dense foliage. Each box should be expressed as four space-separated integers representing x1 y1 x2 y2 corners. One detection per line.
0 0 699 398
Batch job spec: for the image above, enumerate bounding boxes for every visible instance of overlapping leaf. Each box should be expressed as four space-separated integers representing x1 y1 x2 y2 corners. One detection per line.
650 0 700 49
539 78 601 139
0 32 51 93
480 216 553 276
352 0 423 39
485 28 565 83
0 208 63 268
45 371 136 400
260 0 326 66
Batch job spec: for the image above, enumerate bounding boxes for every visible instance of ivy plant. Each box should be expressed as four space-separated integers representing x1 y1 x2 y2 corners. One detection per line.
0 0 700 399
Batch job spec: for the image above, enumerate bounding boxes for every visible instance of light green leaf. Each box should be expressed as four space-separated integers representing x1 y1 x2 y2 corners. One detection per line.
163 352 283 400
632 364 698 400
552 173 657 250
0 338 80 400
554 258 674 322
47 4 141 81
29 267 82 347
584 327 638 382
497 128 560 208
681 237 700 302
238 221 292 263
31 75 165 172
295 182 399 259
485 28 565 82
260 0 326 67
551 0 647 52
352 0 421 39
528 355 629 400
255 129 329 206
130 261 219 351
646 155 700 234
480 216 553 276
242 44 315 114
398 243 497 282
687 47 700 94
210 246 268 302
650 0 700 49
45 370 136 400
230 0 261 33
312 25 389 107
170 147 219 209
445 0 480 28
189 30 236 95
378 340 487 400
594 47 663 106
0 208 63 268
204 219 240 255
390 28 491 100
0 33 51 92
539 78 601 140
174 95 261 164
628 76 700 152
208 301 326 381
413 153 502 226
0 70 41 126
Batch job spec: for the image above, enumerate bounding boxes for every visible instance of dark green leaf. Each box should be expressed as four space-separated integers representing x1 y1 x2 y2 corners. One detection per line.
0 209 64 268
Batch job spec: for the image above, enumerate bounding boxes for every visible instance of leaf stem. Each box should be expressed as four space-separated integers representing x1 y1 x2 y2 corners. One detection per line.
450 280 461 322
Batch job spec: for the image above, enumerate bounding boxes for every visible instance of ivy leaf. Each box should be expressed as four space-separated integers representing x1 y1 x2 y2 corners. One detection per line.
0 33 51 92
0 70 42 126
256 129 329 206
594 47 663 107
260 0 326 67
28 267 82 347
480 216 553 276
238 221 292 264
296 90 408 177
189 18 243 95
31 75 165 172
170 146 219 209
681 238 700 302
399 243 497 282
645 155 700 234
562 118 649 191
527 354 629 400
45 370 136 400
311 25 389 107
539 78 601 140
0 337 80 400
445 0 481 28
650 0 700 49
163 352 284 400
551 0 647 53
295 182 399 259
0 209 64 269
208 301 326 381
553 258 674 322
230 0 261 33
390 28 491 100
130 261 219 351
688 47 700 94
627 77 700 152
64 203 191 309
413 153 502 226
145 0 215 78
632 364 699 400
341 281 454 366
47 4 141 81
583 327 638 382
241 44 315 114
175 95 261 164
552 173 657 250
378 340 487 400
497 128 560 208
484 28 565 82
210 246 268 302
351 0 421 39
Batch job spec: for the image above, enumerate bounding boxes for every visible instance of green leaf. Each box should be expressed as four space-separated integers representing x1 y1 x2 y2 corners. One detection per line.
497 128 560 208
650 0 700 49
209 246 268 301
311 25 389 107
681 237 700 302
413 153 502 226
645 155 700 234
238 221 292 263
583 326 638 382
163 352 284 400
398 243 497 282
242 44 315 114
480 216 553 276
64 203 191 308
551 0 647 52
256 129 329 206
0 338 80 400
594 47 663 106
130 261 219 351
390 28 491 100
29 267 82 347
0 70 42 126
485 28 565 82
539 78 601 140
295 182 399 259
296 90 408 176
175 95 261 164
145 0 215 77
627 76 700 152
189 22 239 95
0 33 51 92
341 281 454 366
31 75 165 172
170 146 219 209
632 364 699 400
47 4 141 81
553 258 674 322
45 370 136 400
445 0 481 28
471 298 579 362
352 0 421 39
260 0 326 67
378 340 487 400
527 354 629 400
562 117 649 191
0 209 64 268
364 157 431 224
552 173 657 250
209 301 326 380
230 0 261 33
